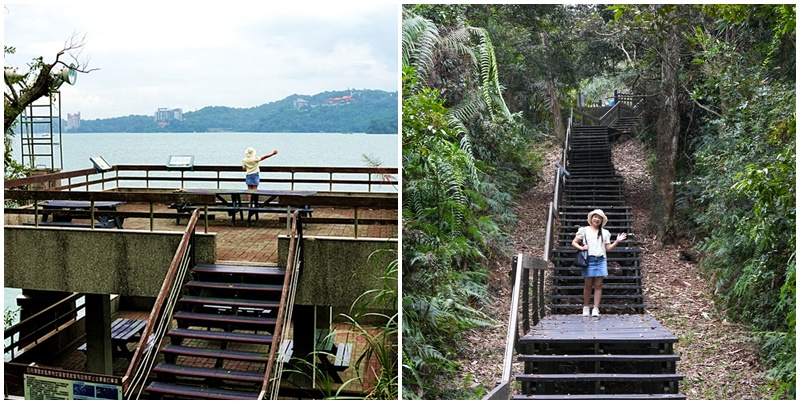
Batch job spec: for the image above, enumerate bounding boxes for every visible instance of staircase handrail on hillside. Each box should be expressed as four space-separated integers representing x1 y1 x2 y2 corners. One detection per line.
259 211 303 400
121 208 200 398
482 253 548 400
545 109 575 262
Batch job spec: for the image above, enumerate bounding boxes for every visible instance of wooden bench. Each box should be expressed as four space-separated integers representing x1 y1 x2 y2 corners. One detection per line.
25 220 117 229
77 318 147 360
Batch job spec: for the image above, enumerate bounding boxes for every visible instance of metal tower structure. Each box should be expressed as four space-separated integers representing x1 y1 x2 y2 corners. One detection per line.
18 91 64 172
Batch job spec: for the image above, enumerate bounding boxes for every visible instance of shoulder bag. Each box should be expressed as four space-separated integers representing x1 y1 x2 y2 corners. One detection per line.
572 228 588 268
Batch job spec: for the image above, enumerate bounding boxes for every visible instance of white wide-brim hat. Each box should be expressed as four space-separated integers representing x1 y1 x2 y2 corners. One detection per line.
587 209 608 226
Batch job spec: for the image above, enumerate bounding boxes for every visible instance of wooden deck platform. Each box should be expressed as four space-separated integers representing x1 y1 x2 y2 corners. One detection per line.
520 314 678 344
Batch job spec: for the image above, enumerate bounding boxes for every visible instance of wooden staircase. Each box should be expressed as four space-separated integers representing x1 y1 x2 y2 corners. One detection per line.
548 125 645 315
144 264 288 400
512 106 684 399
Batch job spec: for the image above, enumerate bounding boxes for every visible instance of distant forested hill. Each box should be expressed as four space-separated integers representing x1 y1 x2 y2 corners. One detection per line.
67 89 398 134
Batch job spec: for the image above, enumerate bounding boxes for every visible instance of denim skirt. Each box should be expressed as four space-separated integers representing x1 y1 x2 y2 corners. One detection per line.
582 256 608 278
245 173 260 186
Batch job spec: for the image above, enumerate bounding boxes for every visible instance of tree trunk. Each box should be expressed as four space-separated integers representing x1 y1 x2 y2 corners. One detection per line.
541 33 565 142
653 23 682 240
4 64 56 133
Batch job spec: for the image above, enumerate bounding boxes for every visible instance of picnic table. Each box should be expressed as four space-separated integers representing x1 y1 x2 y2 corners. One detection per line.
171 189 315 227
35 200 125 229
78 318 147 360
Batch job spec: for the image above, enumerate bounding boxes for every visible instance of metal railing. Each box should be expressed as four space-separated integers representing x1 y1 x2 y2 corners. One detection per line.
122 208 199 398
4 165 398 194
4 293 85 361
259 211 303 400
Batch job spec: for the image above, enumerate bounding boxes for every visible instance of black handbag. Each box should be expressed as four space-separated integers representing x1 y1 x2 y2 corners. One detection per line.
572 231 588 268
572 250 588 268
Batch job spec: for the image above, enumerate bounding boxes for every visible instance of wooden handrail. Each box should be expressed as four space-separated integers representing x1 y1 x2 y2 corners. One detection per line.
483 254 548 400
121 209 200 396
259 211 303 399
3 293 85 360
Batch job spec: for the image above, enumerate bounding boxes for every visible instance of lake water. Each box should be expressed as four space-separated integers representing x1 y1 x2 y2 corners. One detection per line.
12 131 399 172
4 132 399 325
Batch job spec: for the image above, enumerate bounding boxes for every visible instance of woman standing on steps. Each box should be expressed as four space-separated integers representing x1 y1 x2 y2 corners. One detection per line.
572 209 627 317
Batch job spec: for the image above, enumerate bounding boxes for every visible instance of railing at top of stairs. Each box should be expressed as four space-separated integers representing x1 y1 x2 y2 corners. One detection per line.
259 211 304 400
545 108 576 262
121 208 200 399
572 92 645 128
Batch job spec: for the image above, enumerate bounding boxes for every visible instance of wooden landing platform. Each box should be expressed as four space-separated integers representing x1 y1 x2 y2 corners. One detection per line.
520 314 677 344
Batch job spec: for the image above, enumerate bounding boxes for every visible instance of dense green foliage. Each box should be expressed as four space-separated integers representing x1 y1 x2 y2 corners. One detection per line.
682 5 795 398
612 4 795 398
65 90 398 134
405 3 795 400
401 5 548 399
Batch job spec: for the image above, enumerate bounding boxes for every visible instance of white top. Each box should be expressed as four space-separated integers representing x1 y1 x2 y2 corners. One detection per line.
576 226 611 257
242 156 261 175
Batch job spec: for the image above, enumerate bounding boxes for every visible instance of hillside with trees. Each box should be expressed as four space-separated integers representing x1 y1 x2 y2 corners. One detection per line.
67 89 398 134
401 4 794 400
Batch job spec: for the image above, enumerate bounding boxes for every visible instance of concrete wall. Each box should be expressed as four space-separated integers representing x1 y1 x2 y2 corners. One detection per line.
4 227 396 311
278 235 398 311
4 226 216 297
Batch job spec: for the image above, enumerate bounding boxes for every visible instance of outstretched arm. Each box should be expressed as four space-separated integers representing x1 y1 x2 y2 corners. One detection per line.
260 150 278 161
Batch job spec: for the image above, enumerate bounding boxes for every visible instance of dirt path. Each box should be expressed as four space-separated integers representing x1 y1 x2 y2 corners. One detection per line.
457 136 778 399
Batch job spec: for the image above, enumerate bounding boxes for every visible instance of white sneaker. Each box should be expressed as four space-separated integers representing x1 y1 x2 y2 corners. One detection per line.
591 307 600 317
582 306 590 317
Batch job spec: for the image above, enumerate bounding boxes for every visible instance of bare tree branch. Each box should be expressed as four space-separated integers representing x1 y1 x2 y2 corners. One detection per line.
4 33 96 132
681 84 722 119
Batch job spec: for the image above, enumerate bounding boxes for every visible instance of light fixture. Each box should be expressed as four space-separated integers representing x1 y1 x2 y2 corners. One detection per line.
90 156 112 173
166 155 194 171
52 63 77 88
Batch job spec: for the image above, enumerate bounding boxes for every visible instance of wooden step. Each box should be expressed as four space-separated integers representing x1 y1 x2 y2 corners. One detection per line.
167 328 273 345
153 363 265 383
547 295 644 301
145 381 259 400
179 295 280 310
549 285 643 291
160 344 270 363
192 264 285 277
512 393 686 400
562 199 625 205
552 247 640 254
550 275 642 281
550 256 641 264
518 354 680 363
173 311 276 331
184 280 283 293
545 303 647 310
516 373 683 382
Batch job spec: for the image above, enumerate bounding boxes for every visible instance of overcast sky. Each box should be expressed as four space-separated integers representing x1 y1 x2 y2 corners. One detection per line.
4 3 400 120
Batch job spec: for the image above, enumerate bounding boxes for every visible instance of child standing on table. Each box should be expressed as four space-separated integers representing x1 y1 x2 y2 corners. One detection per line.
242 147 278 190
572 209 627 318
